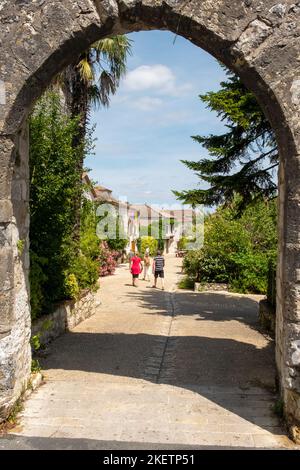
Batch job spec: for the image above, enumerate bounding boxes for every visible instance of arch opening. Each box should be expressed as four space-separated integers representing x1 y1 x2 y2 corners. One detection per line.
0 1 299 442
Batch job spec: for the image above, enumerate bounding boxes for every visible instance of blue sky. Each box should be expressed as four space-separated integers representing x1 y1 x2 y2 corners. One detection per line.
86 31 227 207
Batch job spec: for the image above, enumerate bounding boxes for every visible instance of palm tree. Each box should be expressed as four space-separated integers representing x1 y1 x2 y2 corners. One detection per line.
61 36 132 241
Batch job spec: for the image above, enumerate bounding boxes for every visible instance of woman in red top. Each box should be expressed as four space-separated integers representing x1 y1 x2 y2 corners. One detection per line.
130 253 143 287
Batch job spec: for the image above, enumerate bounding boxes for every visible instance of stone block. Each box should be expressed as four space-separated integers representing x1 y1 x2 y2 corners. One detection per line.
280 281 300 322
233 19 272 58
0 290 13 334
0 138 14 200
0 247 13 292
31 289 99 345
0 222 12 248
285 323 300 368
0 200 12 223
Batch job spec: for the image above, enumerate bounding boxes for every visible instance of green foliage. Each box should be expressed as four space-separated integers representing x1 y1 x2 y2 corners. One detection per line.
30 334 41 352
64 199 100 295
63 36 133 111
80 200 102 259
178 276 195 290
229 252 269 293
107 237 128 252
182 199 277 294
183 250 204 282
69 254 99 291
29 252 48 320
139 236 158 256
41 319 53 332
174 71 278 211
7 397 24 425
30 91 83 310
177 236 188 251
140 219 166 251
31 359 41 374
17 239 25 256
29 92 99 318
106 215 128 252
95 202 128 252
63 273 80 300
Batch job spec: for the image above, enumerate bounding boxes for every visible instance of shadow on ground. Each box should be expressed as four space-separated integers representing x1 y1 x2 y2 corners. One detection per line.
37 289 278 436
0 434 258 450
126 288 262 327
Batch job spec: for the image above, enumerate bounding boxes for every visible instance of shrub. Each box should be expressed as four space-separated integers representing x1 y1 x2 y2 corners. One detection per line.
30 334 41 353
64 273 80 300
183 250 203 282
139 236 158 256
178 276 195 290
177 236 188 251
98 241 118 276
29 94 98 318
229 252 269 293
182 199 277 295
31 359 41 374
70 254 99 289
29 91 85 314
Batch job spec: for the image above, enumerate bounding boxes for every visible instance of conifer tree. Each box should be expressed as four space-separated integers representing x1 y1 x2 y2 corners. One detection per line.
174 72 278 211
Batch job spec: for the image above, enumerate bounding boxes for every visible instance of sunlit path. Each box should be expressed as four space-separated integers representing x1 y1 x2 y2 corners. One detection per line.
7 256 296 449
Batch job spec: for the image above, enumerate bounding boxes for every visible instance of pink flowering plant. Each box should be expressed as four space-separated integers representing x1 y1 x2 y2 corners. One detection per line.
98 241 119 276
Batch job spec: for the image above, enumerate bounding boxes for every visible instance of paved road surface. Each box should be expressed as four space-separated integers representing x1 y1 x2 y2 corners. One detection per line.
1 256 297 449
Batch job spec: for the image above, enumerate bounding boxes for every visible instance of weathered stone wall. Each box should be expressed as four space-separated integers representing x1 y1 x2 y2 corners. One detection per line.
0 124 31 421
0 0 299 439
32 290 101 347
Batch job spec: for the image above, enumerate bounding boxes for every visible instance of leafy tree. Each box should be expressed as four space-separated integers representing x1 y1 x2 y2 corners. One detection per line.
95 202 128 251
29 92 98 317
138 236 158 256
61 36 132 240
183 198 277 294
174 72 278 211
106 214 128 252
30 92 82 308
177 236 188 251
139 217 174 251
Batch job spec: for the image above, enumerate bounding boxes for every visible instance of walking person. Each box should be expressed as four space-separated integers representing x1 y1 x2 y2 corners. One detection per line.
152 250 165 290
130 252 143 287
143 248 151 281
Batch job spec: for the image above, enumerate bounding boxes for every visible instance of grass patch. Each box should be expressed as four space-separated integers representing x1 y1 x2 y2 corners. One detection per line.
0 394 24 434
7 397 24 425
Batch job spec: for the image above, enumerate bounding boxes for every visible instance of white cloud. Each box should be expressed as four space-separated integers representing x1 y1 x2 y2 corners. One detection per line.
123 64 192 96
124 65 173 91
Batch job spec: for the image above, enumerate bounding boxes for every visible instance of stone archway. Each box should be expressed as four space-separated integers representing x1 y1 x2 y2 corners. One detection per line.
0 0 299 438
